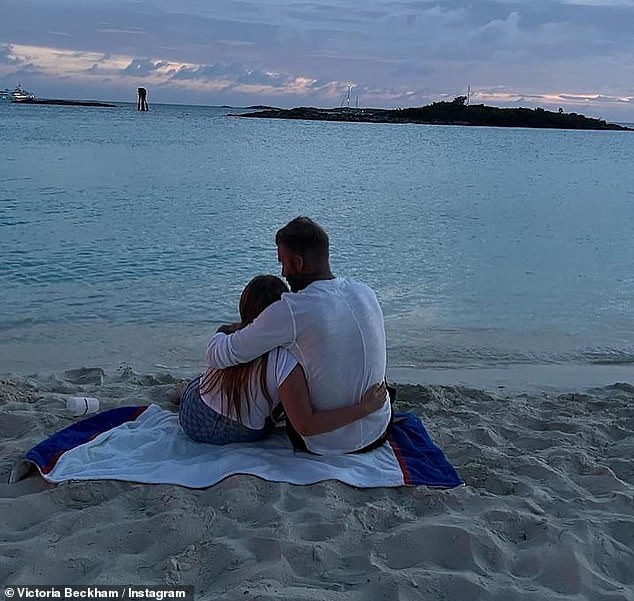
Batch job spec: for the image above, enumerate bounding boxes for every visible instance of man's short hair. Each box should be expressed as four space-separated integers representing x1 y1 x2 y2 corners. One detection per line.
275 216 329 265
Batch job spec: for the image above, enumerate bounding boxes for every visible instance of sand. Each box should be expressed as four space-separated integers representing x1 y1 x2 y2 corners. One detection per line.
1 367 633 600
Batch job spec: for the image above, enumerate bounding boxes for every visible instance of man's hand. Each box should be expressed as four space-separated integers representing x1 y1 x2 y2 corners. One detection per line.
216 322 243 335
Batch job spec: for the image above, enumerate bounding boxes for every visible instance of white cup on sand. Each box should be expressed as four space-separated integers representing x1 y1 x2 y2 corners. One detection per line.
66 396 99 416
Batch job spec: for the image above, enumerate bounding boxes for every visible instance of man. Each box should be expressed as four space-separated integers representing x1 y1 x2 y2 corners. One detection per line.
206 216 391 454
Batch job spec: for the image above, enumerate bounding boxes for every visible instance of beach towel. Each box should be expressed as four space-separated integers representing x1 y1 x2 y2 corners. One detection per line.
16 405 464 489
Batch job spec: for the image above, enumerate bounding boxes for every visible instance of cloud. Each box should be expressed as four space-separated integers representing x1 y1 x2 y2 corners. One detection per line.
0 43 357 103
170 62 301 88
168 60 350 98
0 43 48 82
561 0 634 5
171 63 248 82
390 61 433 77
470 88 634 118
471 11 521 46
0 44 15 65
44 30 71 38
97 28 145 35
558 92 633 104
122 58 171 77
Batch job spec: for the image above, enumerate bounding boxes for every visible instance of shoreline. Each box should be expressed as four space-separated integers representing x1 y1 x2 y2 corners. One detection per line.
2 348 632 397
1 323 632 396
3 356 633 397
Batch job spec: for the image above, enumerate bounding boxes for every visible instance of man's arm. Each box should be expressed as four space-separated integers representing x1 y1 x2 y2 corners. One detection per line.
206 298 295 368
279 365 388 437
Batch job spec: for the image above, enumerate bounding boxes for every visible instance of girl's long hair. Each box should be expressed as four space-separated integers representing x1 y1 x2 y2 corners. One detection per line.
199 275 289 424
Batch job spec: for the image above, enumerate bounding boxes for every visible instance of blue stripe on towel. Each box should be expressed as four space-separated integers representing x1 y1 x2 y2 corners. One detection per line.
26 406 148 474
389 412 464 488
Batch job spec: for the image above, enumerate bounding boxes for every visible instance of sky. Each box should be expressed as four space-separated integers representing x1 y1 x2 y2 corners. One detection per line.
1 0 633 121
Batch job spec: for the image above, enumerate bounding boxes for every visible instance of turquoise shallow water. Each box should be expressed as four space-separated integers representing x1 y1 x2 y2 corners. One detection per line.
1 102 633 387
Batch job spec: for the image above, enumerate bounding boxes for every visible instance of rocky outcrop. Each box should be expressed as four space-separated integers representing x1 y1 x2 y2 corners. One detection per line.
15 98 117 107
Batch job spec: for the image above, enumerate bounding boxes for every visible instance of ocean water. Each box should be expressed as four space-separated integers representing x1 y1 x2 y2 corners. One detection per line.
1 102 633 390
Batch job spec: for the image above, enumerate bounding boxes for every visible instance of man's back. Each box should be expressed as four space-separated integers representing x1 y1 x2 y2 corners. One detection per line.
281 277 390 453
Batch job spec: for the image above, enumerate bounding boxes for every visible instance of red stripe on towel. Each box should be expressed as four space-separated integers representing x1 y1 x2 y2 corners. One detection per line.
389 439 412 485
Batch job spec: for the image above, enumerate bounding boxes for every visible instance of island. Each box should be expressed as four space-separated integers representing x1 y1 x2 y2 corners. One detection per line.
233 97 631 131
15 98 117 108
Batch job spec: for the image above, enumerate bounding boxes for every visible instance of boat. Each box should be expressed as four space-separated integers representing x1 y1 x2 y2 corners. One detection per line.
0 84 37 102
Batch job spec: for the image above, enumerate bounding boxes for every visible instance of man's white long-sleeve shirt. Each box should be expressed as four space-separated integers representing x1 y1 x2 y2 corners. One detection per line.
206 277 391 454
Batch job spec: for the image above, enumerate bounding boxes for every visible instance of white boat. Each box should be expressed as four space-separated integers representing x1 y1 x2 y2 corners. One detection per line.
0 84 36 102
